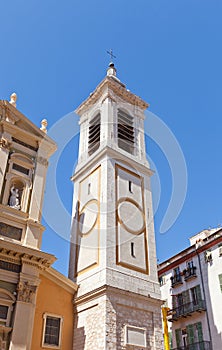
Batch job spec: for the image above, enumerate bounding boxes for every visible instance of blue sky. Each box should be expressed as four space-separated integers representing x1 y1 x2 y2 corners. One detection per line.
1 0 222 275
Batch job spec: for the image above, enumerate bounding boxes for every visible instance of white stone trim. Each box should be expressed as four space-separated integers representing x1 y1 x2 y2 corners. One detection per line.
42 313 64 349
124 324 147 348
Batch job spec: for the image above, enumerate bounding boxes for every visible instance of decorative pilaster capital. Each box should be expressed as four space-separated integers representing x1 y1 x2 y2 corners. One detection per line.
0 137 11 150
17 281 37 303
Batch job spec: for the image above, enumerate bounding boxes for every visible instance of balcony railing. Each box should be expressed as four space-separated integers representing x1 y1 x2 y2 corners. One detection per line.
171 274 183 287
183 266 197 280
172 340 212 350
168 300 206 321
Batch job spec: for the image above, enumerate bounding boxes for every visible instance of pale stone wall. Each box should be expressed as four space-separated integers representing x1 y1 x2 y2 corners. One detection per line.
74 287 163 350
74 294 106 350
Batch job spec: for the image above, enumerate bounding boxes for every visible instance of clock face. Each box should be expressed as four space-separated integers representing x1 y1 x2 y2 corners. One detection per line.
78 199 99 236
117 198 145 235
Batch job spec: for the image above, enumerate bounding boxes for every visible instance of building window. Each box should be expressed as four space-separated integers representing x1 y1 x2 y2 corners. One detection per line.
129 180 133 193
183 260 197 280
187 260 194 269
219 274 222 293
218 244 222 257
117 110 134 154
159 275 166 286
0 222 22 241
0 289 16 327
190 285 203 307
42 314 63 348
205 250 212 262
175 323 203 349
0 305 8 321
131 242 136 258
12 163 30 175
171 266 182 286
88 113 100 155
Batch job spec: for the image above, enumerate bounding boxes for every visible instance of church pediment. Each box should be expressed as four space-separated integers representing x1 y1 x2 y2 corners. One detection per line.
0 100 56 152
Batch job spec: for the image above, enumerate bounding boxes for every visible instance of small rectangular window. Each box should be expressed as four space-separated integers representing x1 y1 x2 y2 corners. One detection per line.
218 244 222 257
219 274 222 293
43 314 63 348
205 250 212 262
129 181 132 193
159 275 166 286
12 163 29 175
190 285 202 306
131 242 136 258
88 183 91 195
0 305 8 320
0 222 22 241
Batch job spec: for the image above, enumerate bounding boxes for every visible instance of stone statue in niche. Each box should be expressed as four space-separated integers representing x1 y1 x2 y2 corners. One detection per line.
9 186 21 210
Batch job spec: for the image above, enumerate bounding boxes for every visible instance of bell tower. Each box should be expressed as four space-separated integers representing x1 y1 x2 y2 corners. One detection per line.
69 64 163 350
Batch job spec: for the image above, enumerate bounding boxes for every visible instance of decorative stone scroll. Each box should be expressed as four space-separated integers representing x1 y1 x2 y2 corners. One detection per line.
17 281 37 303
0 137 10 150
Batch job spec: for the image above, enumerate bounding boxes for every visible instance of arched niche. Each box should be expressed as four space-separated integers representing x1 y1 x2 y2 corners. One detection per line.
2 153 34 212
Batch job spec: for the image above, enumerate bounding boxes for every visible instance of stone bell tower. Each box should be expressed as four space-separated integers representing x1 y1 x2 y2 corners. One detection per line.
69 64 163 350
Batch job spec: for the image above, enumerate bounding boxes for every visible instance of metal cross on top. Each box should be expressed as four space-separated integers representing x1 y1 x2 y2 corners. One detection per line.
106 49 116 62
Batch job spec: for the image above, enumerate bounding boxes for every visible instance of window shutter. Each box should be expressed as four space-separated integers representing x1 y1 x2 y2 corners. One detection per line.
195 285 202 307
175 329 181 348
88 114 101 155
195 322 203 342
186 324 195 345
182 290 190 303
182 290 190 313
218 274 222 293
117 110 134 154
169 331 173 349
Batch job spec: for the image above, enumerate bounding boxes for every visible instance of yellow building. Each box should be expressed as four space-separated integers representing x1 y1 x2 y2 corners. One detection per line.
0 95 77 350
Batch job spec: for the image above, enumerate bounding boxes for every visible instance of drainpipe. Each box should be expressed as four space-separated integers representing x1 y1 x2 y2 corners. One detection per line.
196 249 212 348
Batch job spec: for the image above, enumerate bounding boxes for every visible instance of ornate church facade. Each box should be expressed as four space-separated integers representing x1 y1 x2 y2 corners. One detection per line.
0 65 163 349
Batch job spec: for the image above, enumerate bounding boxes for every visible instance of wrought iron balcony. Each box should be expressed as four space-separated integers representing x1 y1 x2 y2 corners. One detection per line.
183 266 197 281
168 300 206 321
171 274 183 287
172 340 212 350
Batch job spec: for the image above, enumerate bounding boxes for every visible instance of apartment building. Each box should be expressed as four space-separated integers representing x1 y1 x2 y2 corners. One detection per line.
158 228 222 350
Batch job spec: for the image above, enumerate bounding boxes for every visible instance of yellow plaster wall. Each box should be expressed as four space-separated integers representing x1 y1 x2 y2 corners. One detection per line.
31 274 74 350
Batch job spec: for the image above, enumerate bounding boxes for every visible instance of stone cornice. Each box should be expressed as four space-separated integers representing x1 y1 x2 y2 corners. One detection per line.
74 284 163 308
75 76 149 115
41 267 78 293
71 146 153 182
0 239 56 268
